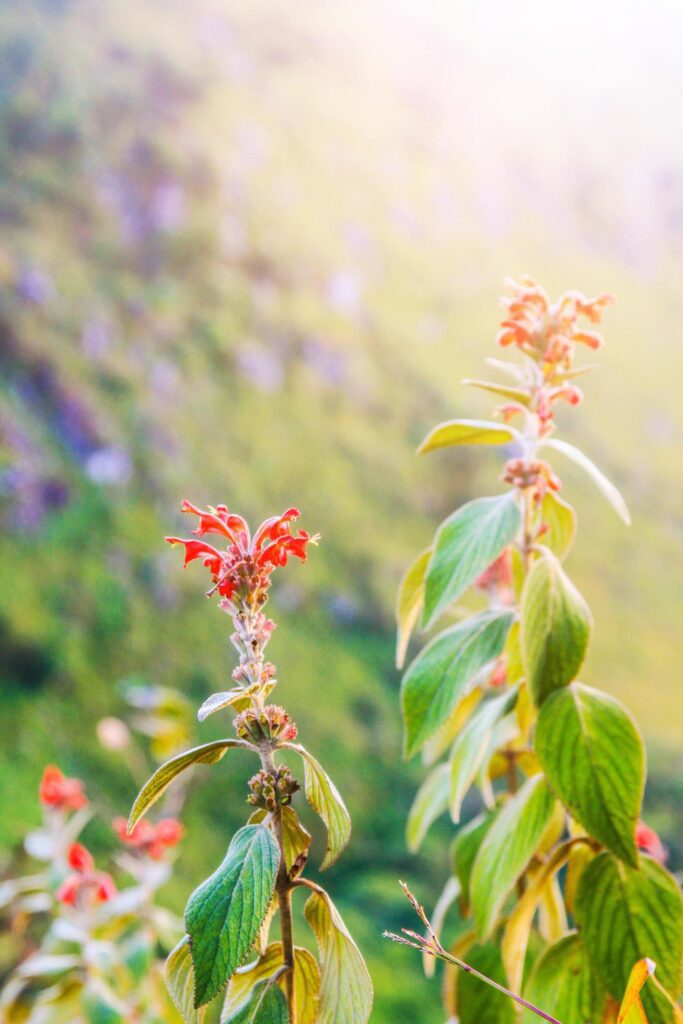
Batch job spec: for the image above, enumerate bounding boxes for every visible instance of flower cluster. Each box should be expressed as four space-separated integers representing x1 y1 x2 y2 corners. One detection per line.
247 766 299 811
113 816 184 859
497 276 613 369
234 704 298 744
502 458 561 500
167 502 317 611
39 765 87 811
56 842 117 907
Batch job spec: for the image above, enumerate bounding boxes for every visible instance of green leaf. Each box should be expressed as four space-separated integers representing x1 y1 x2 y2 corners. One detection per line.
418 418 519 454
535 683 644 866
166 936 206 1024
406 762 450 852
128 739 248 832
540 437 631 526
575 853 683 1024
424 493 522 628
304 889 373 1024
451 810 497 913
470 775 556 939
449 688 517 822
284 745 351 870
396 548 431 669
540 490 576 560
462 379 532 405
402 609 514 759
185 824 280 1008
456 943 516 1024
520 549 592 705
198 689 252 721
228 981 288 1024
521 932 606 1024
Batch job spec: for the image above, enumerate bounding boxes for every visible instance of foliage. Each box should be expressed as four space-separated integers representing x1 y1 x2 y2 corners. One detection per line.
391 280 683 1023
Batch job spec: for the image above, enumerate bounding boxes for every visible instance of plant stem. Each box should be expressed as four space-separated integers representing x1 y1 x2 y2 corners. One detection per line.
260 745 297 1023
436 948 562 1024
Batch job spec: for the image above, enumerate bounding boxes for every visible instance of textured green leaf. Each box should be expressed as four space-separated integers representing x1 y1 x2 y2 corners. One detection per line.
304 889 373 1024
536 683 644 866
406 762 450 852
540 438 631 525
128 739 247 832
575 853 683 1024
462 379 532 405
424 493 522 628
470 775 556 939
540 490 576 560
520 549 592 705
185 825 280 1008
456 943 515 1024
451 810 497 913
521 932 606 1024
402 609 514 759
396 547 431 669
418 418 519 454
247 807 312 874
165 936 206 1024
228 980 288 1024
449 688 517 822
284 744 351 870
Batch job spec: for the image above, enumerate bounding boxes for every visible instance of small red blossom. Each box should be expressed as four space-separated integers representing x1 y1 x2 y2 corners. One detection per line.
476 549 513 592
39 765 87 812
57 843 117 907
167 503 318 608
113 816 184 859
635 821 668 864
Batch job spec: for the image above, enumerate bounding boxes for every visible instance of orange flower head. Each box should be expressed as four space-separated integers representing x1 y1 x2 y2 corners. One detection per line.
39 765 87 812
113 815 184 859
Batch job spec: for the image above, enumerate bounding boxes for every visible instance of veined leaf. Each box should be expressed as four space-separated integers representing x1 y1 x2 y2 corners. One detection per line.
470 775 556 939
222 944 319 1024
535 683 645 866
406 762 450 853
422 687 482 766
128 739 248 832
418 418 519 454
540 437 631 526
449 688 517 822
520 549 592 706
540 490 577 560
228 980 287 1024
575 853 683 1024
462 379 532 405
165 936 206 1024
198 689 251 721
396 548 431 669
284 745 351 870
185 825 280 1008
617 959 657 1024
424 493 522 628
304 889 373 1024
521 932 606 1024
402 608 514 759
248 807 312 873
451 810 497 914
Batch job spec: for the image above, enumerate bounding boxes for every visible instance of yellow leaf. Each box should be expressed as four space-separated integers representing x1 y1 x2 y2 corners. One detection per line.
617 959 656 1023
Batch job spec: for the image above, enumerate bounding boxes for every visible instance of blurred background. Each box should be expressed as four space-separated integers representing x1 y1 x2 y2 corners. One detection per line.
1 0 683 1019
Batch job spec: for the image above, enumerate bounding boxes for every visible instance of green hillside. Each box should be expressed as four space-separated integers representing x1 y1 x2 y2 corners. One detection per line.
1 1 682 1019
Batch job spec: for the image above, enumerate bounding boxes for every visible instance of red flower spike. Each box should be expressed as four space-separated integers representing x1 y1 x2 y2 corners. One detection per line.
39 765 87 812
113 815 183 859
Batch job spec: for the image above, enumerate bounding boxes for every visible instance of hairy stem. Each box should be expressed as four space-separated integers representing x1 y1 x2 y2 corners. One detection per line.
260 745 297 1023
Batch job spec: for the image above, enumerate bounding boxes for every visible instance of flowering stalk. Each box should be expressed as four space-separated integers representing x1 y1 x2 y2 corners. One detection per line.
129 502 373 1023
393 279 683 1024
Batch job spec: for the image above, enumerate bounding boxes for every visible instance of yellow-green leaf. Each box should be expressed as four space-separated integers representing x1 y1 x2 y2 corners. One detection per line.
540 438 631 526
520 549 592 706
521 932 606 1024
128 739 248 832
449 688 517 823
540 490 577 560
462 379 532 405
418 418 519 454
617 959 657 1024
396 548 431 669
165 936 206 1024
304 889 372 1024
406 762 450 853
285 745 351 870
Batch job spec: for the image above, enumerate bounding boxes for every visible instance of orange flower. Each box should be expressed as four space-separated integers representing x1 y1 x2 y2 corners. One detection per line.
57 843 117 907
113 816 184 859
39 765 87 812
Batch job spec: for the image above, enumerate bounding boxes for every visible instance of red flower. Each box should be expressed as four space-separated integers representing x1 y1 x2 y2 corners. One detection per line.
167 503 318 607
57 843 117 907
113 816 184 860
635 821 668 864
39 765 87 812
476 549 513 592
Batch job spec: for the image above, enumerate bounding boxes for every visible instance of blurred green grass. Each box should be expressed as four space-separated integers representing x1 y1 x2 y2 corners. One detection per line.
1 0 682 1019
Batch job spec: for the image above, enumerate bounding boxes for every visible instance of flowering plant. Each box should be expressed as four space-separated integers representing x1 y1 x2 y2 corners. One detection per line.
390 279 683 1024
128 503 373 1023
